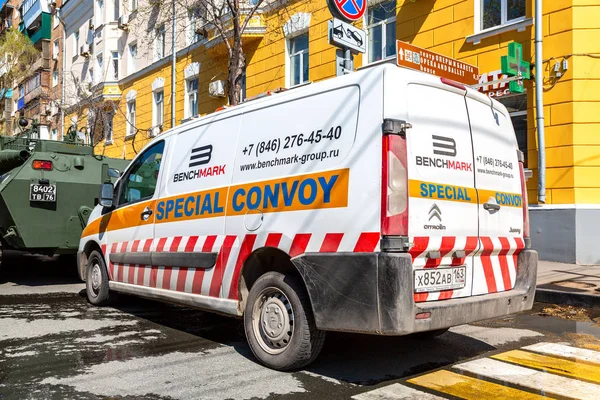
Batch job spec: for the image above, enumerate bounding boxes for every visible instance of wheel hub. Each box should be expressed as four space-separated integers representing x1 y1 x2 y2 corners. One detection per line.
253 288 294 355
91 263 101 293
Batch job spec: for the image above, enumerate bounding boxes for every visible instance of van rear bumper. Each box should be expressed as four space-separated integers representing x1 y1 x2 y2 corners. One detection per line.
291 249 537 335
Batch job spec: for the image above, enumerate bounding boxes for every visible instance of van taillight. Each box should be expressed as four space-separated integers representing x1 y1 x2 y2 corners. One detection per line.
518 152 530 242
381 128 409 236
32 160 53 171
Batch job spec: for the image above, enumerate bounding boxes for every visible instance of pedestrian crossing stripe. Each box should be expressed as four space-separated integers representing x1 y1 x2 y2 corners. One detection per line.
491 349 600 384
353 342 600 400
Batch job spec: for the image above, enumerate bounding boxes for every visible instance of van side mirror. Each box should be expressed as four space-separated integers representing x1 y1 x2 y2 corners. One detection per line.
107 168 121 179
100 183 114 208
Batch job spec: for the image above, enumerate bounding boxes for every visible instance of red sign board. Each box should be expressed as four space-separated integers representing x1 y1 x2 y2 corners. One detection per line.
396 41 479 85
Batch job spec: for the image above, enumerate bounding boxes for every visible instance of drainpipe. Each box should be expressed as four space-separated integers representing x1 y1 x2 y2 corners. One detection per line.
170 0 176 129
535 0 546 204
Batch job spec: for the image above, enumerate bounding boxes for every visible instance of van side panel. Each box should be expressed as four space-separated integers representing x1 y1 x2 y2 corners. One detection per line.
224 73 385 300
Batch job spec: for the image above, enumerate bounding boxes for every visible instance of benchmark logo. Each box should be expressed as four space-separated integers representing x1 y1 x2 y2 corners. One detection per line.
415 135 472 172
173 144 226 183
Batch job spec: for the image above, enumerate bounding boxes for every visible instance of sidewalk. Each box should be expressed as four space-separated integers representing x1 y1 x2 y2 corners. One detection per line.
535 260 600 307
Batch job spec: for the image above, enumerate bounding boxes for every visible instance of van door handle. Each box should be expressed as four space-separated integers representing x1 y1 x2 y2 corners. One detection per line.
141 207 153 221
483 202 501 212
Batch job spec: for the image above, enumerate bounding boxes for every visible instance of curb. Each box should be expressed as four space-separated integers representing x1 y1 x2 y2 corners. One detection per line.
535 288 600 308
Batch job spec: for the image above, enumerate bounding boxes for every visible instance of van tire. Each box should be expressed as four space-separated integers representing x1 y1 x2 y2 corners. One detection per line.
244 271 325 371
86 250 111 306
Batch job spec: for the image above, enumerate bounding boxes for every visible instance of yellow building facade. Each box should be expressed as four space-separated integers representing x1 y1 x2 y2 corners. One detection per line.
96 0 598 263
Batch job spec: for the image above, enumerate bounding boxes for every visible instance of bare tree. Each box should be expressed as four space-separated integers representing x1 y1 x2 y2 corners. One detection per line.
0 28 40 135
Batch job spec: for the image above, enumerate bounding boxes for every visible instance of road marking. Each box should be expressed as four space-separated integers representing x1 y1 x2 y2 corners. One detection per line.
352 383 444 400
454 357 600 400
524 342 600 366
492 349 600 384
407 370 547 400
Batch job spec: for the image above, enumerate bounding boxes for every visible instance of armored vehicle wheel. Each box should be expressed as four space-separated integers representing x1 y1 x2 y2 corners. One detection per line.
244 271 325 371
86 250 111 306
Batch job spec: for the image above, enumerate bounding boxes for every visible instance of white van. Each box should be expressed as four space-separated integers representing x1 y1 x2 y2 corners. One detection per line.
78 64 537 371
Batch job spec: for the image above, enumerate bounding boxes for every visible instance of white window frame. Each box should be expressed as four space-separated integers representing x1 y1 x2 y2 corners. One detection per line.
365 0 397 65
185 77 199 118
96 0 104 26
52 70 59 87
113 0 120 22
111 51 119 80
128 42 137 75
155 25 165 61
187 8 202 45
96 54 103 83
105 112 114 144
286 33 309 88
126 100 136 138
153 89 164 129
475 0 527 33
52 40 59 60
73 31 79 57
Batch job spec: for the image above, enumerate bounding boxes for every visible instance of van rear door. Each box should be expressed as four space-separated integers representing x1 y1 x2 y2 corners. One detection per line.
406 82 479 303
466 92 524 296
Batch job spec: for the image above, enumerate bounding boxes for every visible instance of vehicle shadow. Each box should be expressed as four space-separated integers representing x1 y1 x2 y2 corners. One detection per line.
109 294 496 386
0 250 81 286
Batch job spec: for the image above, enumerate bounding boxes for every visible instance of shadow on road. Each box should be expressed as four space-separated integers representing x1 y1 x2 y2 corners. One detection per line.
110 294 496 386
0 250 80 286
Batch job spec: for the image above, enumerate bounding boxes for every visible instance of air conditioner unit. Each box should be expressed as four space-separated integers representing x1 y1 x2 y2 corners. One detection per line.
118 14 129 30
80 44 90 57
149 124 162 137
208 80 226 98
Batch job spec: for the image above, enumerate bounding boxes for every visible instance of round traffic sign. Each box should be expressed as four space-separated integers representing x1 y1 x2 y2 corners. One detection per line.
328 0 366 22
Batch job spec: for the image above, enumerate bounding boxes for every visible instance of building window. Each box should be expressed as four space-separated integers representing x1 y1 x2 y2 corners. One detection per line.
114 0 120 21
96 54 103 83
288 33 309 87
89 67 94 83
51 128 57 139
73 31 79 57
367 0 396 63
128 43 137 74
96 0 104 26
111 51 119 80
130 0 138 12
25 73 41 94
53 40 59 60
105 112 114 143
153 90 164 129
52 71 59 87
127 101 136 137
187 8 202 45
185 77 198 118
498 94 528 167
155 25 165 60
53 10 60 29
480 0 526 31
18 85 24 98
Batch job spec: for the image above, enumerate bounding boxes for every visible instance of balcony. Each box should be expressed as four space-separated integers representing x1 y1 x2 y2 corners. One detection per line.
22 0 51 44
0 0 14 35
31 40 51 70
206 11 266 56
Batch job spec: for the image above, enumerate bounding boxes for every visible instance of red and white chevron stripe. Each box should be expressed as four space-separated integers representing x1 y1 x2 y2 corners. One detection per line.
104 231 381 300
410 236 525 303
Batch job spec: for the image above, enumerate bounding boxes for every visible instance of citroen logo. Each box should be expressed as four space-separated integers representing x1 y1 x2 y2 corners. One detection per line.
428 204 442 222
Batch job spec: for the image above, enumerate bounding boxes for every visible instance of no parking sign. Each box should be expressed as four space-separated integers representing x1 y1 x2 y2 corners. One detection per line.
327 0 366 22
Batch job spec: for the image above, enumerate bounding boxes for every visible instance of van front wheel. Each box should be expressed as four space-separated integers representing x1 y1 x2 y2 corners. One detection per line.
86 250 111 306
244 271 325 371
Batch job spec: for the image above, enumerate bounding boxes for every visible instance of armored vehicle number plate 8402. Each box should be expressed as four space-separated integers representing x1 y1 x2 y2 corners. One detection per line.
414 266 466 293
29 184 56 202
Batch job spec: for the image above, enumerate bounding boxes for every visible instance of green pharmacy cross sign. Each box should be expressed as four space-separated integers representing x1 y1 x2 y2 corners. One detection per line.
501 42 530 94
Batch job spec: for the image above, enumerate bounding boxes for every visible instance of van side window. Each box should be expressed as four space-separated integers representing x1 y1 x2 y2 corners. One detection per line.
119 141 165 206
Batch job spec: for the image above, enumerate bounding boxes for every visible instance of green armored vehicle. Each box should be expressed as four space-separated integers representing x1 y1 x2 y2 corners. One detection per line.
0 134 129 273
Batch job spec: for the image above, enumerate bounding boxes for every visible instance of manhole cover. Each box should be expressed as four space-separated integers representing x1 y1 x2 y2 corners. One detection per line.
551 280 596 289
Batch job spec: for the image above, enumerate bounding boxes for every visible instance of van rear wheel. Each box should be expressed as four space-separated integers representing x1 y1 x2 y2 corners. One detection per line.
244 271 325 371
86 250 111 306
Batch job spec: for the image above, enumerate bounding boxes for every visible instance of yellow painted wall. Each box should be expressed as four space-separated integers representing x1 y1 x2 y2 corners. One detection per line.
98 0 596 205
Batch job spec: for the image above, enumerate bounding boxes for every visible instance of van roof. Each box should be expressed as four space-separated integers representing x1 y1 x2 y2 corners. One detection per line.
143 63 509 148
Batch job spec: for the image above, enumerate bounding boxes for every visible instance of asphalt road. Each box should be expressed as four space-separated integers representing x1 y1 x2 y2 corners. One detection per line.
1 254 600 399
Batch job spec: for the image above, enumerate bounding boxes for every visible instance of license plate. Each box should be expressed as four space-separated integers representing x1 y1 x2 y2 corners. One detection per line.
29 184 57 202
414 266 466 293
